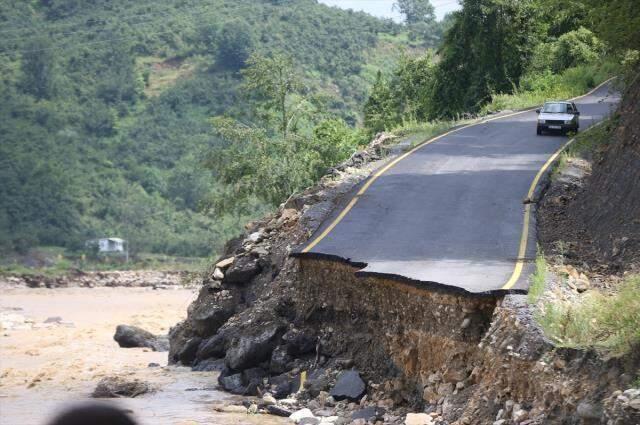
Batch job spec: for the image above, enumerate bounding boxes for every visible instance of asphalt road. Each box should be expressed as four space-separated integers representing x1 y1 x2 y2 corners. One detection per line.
295 82 620 295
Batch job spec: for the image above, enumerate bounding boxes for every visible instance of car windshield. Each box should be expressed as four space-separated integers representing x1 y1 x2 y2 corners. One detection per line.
542 103 568 113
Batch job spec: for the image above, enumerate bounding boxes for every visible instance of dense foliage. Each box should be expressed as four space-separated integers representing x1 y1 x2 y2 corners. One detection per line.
364 0 637 129
0 0 419 257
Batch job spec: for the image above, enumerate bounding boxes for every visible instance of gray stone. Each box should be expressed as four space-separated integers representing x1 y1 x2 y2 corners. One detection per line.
178 337 202 365
196 334 226 361
113 324 168 352
219 373 246 395
224 256 262 284
329 370 366 402
351 406 386 422
577 401 602 419
225 325 283 370
92 376 153 398
267 405 293 417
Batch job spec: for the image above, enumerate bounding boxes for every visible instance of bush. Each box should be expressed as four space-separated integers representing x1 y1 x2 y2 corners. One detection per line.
553 27 605 73
537 275 640 356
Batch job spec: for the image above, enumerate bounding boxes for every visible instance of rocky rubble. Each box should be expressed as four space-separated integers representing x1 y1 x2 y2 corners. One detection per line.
0 270 189 289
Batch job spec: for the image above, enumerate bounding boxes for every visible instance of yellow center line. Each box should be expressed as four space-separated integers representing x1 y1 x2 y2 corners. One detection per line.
302 77 615 292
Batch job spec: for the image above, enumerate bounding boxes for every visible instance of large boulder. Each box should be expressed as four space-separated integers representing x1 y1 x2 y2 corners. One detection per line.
223 255 262 284
92 376 153 398
330 370 366 402
113 325 168 352
195 334 226 361
188 288 237 336
218 373 246 395
177 337 202 365
225 324 284 370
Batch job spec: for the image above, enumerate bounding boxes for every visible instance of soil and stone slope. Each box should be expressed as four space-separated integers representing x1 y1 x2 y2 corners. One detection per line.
169 81 640 424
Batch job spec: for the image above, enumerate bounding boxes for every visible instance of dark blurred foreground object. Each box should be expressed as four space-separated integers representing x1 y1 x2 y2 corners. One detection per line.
47 404 137 425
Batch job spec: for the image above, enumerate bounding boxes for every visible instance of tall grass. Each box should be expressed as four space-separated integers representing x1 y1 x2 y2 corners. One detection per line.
527 250 547 304
536 275 640 356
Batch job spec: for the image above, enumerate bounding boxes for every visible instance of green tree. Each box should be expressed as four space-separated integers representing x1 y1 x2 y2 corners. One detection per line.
552 27 604 72
241 52 305 139
19 38 59 100
394 0 436 25
216 20 255 70
364 71 396 133
430 0 542 117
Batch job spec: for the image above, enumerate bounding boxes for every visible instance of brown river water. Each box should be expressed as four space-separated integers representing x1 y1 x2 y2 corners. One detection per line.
0 286 287 425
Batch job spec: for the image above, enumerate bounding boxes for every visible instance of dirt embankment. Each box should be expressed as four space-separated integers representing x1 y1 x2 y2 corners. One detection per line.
169 95 639 424
538 76 640 273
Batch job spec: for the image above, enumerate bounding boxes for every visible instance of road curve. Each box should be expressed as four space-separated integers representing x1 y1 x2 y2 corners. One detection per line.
294 81 620 296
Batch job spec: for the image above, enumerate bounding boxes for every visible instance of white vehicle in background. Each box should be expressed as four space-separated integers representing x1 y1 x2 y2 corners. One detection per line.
536 101 580 135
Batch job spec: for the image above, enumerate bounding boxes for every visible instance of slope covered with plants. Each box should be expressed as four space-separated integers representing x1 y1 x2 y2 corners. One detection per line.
0 0 418 257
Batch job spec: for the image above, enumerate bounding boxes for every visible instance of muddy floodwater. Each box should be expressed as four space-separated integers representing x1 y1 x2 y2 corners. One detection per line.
0 286 287 425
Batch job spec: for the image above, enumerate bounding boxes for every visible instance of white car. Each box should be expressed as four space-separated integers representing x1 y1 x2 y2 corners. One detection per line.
536 101 580 135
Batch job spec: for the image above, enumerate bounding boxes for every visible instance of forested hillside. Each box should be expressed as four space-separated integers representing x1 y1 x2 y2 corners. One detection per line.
0 0 429 257
1 0 636 261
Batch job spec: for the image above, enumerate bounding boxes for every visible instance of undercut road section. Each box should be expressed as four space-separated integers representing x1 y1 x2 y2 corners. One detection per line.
294 82 620 296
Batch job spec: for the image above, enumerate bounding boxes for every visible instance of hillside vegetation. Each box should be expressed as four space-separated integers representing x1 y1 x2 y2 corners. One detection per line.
1 0 637 264
0 0 423 257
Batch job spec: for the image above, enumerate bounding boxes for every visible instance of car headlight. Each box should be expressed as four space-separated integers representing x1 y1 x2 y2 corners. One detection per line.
564 120 572 124
538 119 545 124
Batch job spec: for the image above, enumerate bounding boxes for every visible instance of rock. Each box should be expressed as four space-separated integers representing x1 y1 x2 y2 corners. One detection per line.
262 394 277 406
92 376 153 398
267 405 293 417
248 231 264 243
299 418 321 425
215 257 235 269
242 367 268 395
437 382 454 396
218 404 247 414
248 403 258 414
192 358 225 372
404 413 433 425
305 369 330 397
147 362 160 368
577 401 602 419
319 416 338 424
219 373 246 395
512 409 528 422
269 374 295 399
270 345 292 374
314 409 335 417
290 408 316 424
189 288 237 336
460 318 471 329
113 325 168 352
196 334 226 361
224 256 262 284
351 406 386 422
282 329 316 355
330 370 366 402
213 268 225 280
44 316 63 324
178 337 202 365
225 325 283 370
